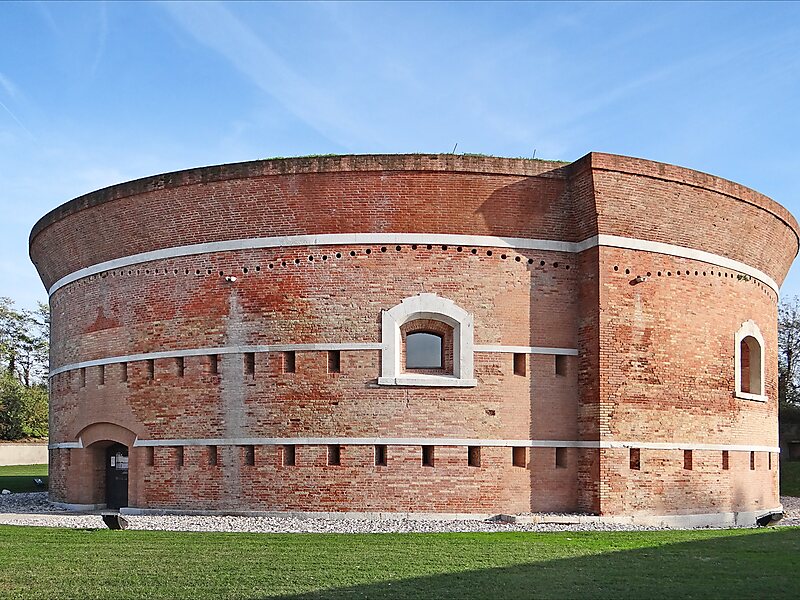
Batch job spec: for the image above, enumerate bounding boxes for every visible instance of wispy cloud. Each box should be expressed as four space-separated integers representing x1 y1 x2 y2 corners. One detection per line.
34 1 61 37
0 72 35 141
91 2 109 76
162 1 375 150
0 72 20 99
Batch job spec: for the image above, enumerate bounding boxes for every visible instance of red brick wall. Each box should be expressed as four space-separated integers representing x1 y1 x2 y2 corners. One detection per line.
587 153 797 285
597 246 779 514
47 244 579 513
30 156 571 289
32 153 798 516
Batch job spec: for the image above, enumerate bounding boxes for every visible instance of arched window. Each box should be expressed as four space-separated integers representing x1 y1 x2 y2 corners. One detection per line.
740 336 761 394
735 321 766 401
400 317 454 374
379 293 476 387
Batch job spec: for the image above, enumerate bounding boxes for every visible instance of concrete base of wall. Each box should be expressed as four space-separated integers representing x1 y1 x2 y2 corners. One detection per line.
499 507 784 528
0 442 48 466
52 502 107 511
120 507 497 521
115 506 784 528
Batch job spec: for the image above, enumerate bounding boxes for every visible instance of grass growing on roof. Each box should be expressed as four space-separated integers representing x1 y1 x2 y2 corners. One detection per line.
0 526 799 599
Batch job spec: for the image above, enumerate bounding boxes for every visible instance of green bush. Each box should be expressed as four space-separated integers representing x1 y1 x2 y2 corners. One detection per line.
780 401 800 425
0 373 48 440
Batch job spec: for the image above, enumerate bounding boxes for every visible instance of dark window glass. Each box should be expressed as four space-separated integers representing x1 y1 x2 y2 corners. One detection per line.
406 332 443 368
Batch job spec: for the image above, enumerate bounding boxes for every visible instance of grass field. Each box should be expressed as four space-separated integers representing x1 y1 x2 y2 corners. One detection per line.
0 464 48 493
0 526 799 599
0 463 798 597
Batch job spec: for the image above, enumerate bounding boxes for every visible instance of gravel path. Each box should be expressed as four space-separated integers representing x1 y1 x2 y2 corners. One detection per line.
1 493 798 533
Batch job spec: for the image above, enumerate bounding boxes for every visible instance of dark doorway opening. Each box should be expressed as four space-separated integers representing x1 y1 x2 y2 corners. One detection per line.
105 444 129 509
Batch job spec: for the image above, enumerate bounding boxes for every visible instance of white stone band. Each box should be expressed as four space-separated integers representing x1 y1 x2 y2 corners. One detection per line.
48 441 82 449
48 343 577 378
589 234 779 292
475 345 578 355
50 436 780 453
46 232 780 296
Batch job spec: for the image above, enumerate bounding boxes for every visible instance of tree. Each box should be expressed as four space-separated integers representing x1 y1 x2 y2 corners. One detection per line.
779 296 800 426
0 298 49 440
0 297 49 386
0 374 48 439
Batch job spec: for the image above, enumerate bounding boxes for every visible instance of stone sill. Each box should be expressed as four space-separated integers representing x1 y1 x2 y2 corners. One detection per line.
735 391 768 402
378 375 478 388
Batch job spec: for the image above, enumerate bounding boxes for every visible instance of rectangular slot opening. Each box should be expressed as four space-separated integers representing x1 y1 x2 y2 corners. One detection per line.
146 359 155 381
328 350 341 373
722 450 729 471
555 447 567 469
513 353 526 377
769 452 773 470
555 354 567 376
98 364 105 386
146 447 154 467
512 447 526 468
121 362 128 383
630 448 641 470
750 451 756 470
176 356 185 378
208 446 217 466
684 449 693 470
422 445 435 467
176 446 184 468
328 444 341 466
468 446 481 467
244 352 255 378
208 354 219 376
79 367 86 388
283 444 296 467
374 444 387 467
283 351 296 373
244 445 255 466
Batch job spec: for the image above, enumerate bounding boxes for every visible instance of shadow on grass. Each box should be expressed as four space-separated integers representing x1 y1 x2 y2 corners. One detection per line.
0 464 48 494
270 528 800 600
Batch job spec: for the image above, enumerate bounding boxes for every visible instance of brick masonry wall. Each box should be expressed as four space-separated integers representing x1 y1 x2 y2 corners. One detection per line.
31 153 799 516
597 246 779 514
47 245 580 513
588 154 797 284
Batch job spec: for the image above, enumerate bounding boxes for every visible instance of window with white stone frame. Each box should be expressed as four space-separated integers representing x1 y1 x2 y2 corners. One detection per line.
378 293 477 387
734 320 766 402
402 319 452 374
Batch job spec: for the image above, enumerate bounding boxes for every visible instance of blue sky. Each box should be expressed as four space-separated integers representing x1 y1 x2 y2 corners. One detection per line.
2 1 800 310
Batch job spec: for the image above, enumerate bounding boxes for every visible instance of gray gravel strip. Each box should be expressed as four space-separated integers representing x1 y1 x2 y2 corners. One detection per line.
1 493 797 533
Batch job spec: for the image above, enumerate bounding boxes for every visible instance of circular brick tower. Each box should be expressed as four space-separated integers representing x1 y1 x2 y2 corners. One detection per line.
30 153 798 525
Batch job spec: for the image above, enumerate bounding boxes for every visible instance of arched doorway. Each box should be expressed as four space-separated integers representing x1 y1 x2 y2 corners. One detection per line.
105 443 129 509
70 422 138 510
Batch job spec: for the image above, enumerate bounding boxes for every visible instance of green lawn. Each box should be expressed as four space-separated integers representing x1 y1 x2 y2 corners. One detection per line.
0 464 47 493
0 463 797 598
0 526 798 599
